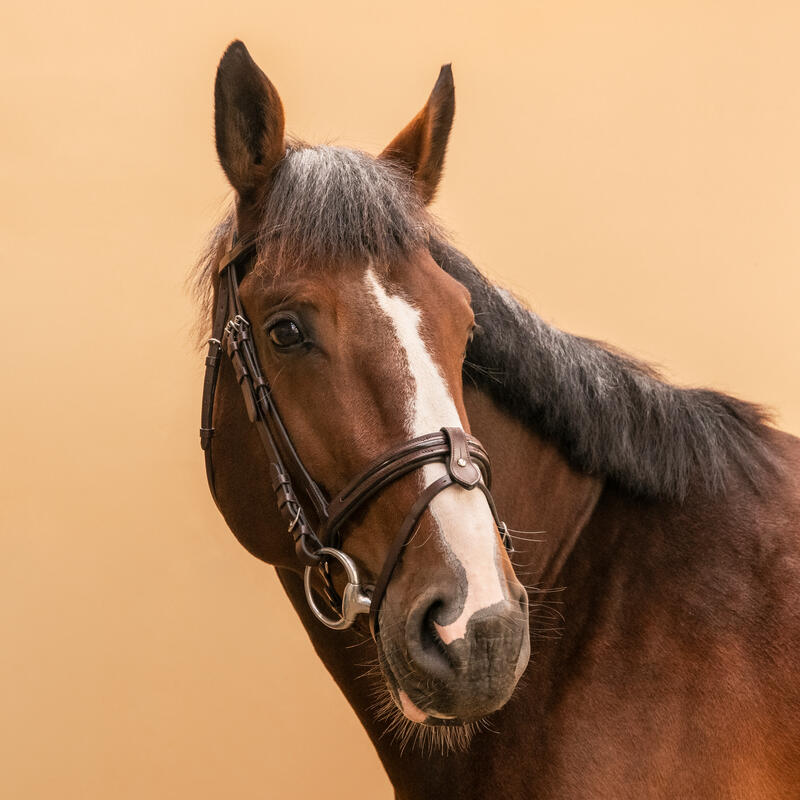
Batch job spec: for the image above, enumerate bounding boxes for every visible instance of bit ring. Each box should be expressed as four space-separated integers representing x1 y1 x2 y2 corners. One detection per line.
303 547 372 630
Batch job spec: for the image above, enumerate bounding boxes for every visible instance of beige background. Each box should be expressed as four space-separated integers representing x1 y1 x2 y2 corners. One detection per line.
2 1 798 798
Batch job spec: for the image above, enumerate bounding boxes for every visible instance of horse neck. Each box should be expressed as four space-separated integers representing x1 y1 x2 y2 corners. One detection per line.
460 384 604 590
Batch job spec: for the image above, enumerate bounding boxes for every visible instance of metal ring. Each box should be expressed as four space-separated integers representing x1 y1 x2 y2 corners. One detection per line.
303 547 372 630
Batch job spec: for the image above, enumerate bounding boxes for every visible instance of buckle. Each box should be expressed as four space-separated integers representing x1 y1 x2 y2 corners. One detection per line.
225 314 250 344
499 521 515 554
287 506 302 534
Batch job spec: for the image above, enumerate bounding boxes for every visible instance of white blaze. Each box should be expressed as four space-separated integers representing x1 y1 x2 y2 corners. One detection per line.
365 269 505 644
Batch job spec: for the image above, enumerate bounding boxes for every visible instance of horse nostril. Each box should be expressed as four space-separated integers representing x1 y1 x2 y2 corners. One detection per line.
405 593 456 681
391 587 531 721
421 601 453 663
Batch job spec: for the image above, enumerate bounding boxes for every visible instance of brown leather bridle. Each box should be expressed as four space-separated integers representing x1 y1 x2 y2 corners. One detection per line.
200 233 513 638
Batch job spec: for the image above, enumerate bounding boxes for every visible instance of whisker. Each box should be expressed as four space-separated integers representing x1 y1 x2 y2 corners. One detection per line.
505 528 546 536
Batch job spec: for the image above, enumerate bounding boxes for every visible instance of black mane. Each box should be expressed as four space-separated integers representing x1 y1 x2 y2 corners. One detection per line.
430 237 775 500
192 144 776 502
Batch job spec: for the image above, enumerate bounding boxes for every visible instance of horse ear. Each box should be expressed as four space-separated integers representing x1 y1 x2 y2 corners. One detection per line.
214 40 285 205
380 64 455 204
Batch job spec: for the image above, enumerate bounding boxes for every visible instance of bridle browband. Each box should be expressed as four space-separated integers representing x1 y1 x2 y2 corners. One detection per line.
200 232 513 639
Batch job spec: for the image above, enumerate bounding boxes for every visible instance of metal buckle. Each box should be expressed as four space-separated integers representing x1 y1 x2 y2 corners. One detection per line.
287 506 302 534
303 547 372 630
225 314 250 342
234 315 249 336
499 521 515 554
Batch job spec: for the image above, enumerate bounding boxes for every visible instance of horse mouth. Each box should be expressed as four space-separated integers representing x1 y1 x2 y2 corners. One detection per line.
374 630 522 729
375 642 465 725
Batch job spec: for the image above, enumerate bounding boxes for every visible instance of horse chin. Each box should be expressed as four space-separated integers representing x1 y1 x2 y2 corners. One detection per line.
373 664 495 755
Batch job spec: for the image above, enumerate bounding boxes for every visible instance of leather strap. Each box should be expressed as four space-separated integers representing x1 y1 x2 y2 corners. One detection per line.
200 238 244 505
200 233 328 563
367 474 500 638
442 426 482 487
222 263 328 563
323 431 492 548
217 231 259 272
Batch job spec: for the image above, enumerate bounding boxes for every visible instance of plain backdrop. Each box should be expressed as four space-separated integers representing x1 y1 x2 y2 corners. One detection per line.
2 1 798 798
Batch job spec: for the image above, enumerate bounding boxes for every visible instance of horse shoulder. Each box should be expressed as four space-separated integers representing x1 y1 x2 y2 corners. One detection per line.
540 427 800 796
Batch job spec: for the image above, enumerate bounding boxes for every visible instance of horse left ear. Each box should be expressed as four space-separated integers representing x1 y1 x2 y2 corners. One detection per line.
380 64 455 204
214 40 285 207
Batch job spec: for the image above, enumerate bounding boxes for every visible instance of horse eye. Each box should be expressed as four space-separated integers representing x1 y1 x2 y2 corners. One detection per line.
268 318 305 348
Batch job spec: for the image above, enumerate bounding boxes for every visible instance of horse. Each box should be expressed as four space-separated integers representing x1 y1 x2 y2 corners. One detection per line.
191 40 800 798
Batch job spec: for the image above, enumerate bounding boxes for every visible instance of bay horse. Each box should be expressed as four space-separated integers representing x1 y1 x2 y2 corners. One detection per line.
192 41 800 798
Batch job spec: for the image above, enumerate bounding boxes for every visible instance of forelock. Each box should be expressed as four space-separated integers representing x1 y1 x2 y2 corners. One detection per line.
255 144 433 275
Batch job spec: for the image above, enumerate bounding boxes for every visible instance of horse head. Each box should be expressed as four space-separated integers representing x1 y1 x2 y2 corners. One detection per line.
209 40 530 726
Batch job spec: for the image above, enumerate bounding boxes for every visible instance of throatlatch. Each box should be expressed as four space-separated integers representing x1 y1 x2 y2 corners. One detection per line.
200 233 513 636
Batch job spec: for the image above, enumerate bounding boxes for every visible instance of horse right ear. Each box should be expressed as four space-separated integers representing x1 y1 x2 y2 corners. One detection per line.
214 41 285 206
379 64 455 205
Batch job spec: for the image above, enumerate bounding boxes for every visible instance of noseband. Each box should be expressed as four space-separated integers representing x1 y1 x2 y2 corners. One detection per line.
199 233 513 638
